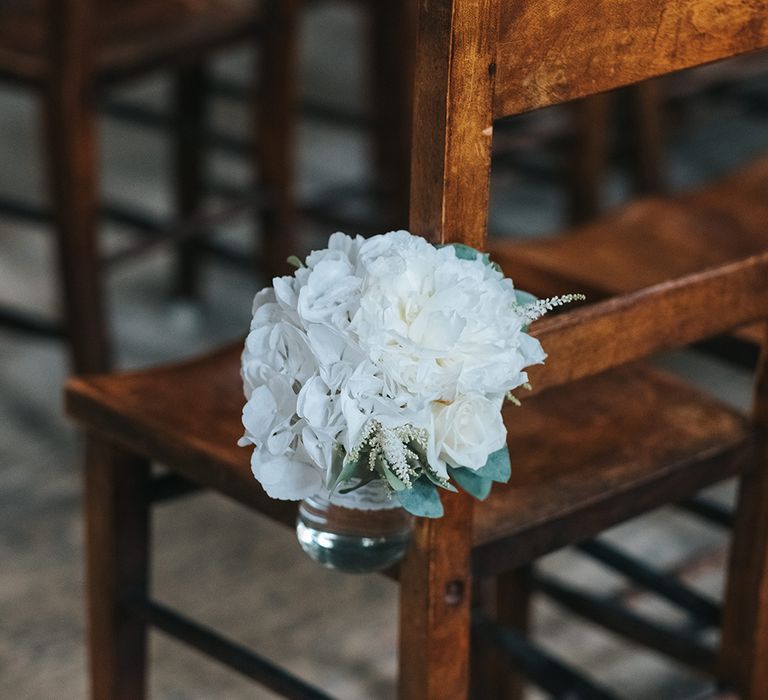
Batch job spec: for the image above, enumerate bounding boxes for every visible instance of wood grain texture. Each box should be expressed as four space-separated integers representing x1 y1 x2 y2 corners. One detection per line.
409 0 499 248
65 348 753 582
525 251 768 396
66 343 299 529
473 364 753 574
400 1 502 695
65 332 758 692
398 491 474 700
494 0 768 116
488 155 768 348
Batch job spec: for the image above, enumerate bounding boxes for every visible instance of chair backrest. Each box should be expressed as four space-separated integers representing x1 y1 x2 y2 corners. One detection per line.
527 252 768 394
409 0 768 388
495 0 768 116
401 4 768 699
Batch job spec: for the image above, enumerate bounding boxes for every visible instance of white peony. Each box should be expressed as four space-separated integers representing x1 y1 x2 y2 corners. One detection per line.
240 230 555 503
429 393 507 476
350 231 545 402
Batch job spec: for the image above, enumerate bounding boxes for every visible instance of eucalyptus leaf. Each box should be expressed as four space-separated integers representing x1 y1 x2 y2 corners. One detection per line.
329 456 361 493
381 463 408 492
326 446 346 490
474 447 511 483
408 443 458 493
514 289 538 307
396 477 444 518
448 243 481 261
423 467 458 492
337 470 378 494
447 242 494 265
448 467 493 500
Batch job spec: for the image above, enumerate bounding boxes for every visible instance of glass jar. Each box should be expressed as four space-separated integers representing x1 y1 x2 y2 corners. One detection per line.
296 480 414 574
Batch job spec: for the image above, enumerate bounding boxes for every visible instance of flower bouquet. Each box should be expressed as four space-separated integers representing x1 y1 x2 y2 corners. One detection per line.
240 231 582 572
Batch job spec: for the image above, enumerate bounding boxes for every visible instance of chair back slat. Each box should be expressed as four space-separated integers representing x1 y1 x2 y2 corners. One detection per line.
494 0 768 117
526 251 768 395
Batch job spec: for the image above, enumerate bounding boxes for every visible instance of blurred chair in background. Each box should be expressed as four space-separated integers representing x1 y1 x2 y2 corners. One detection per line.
0 0 297 374
298 0 666 235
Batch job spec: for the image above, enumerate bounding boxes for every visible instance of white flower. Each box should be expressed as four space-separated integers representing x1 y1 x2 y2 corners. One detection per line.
240 230 559 504
430 393 507 474
250 447 323 500
350 231 544 401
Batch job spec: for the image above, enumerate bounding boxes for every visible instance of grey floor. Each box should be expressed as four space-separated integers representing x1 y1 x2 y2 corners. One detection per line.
1 4 767 699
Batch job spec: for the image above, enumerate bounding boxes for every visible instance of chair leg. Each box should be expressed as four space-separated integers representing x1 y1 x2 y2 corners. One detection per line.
626 80 665 195
495 567 533 699
259 0 299 280
84 436 151 700
566 93 610 225
368 0 417 229
172 62 209 300
398 494 473 700
470 568 532 699
43 86 110 374
720 464 768 698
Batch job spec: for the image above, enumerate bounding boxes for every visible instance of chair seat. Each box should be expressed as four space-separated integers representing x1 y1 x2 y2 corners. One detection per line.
66 341 753 576
0 0 261 85
488 156 768 346
474 364 752 575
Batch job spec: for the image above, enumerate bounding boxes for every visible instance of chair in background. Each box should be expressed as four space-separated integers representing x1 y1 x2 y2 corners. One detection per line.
66 1 768 699
0 0 297 374
487 47 768 366
301 0 666 235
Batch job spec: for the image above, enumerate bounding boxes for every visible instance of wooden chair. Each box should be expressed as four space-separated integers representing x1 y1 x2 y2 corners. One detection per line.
0 0 297 374
66 1 768 699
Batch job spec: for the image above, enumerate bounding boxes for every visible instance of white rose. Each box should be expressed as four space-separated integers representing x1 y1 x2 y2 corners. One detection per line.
430 393 506 474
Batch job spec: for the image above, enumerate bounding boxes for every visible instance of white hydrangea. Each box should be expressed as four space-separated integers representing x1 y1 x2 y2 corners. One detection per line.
240 231 547 500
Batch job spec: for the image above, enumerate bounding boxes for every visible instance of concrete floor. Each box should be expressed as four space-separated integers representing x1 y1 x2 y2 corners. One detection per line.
1 4 767 698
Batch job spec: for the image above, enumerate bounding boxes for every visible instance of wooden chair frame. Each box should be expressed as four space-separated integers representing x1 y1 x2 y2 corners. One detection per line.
401 1 768 698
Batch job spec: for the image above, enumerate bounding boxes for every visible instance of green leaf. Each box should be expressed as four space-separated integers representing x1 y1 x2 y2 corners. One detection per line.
514 289 538 307
448 467 493 500
475 447 511 483
286 255 305 269
337 470 378 494
325 446 345 491
381 463 408 492
423 466 458 492
448 243 481 261
396 477 444 518
328 454 361 493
